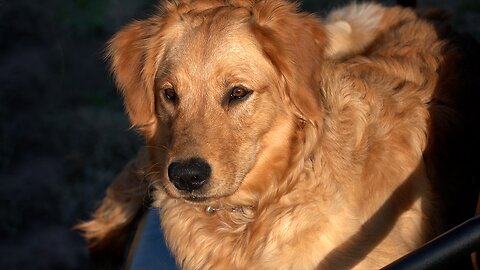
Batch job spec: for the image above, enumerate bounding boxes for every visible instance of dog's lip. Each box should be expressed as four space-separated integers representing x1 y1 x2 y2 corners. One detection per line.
183 196 209 203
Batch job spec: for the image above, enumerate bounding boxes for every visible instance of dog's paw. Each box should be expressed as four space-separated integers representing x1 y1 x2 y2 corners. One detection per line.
325 2 386 59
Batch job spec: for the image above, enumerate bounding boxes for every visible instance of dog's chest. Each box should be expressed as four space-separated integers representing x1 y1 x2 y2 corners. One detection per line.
160 199 361 269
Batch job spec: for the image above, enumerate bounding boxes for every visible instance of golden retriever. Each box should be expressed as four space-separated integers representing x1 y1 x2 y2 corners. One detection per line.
78 0 479 269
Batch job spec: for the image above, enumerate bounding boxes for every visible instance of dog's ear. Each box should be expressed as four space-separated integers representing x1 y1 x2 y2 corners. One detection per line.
107 20 160 136
251 0 326 124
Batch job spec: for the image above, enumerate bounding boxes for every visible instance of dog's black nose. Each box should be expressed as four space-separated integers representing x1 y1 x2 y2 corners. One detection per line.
168 158 211 192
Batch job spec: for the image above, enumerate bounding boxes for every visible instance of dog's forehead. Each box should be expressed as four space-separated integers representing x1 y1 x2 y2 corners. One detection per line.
164 16 269 84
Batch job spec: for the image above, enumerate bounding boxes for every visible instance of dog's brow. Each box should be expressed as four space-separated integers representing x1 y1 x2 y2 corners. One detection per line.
155 63 173 80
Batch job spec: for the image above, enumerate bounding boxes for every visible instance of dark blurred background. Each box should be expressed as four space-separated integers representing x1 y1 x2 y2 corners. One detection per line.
0 0 478 269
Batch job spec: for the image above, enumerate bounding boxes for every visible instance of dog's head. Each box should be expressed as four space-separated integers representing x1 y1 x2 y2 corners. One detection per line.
108 0 326 203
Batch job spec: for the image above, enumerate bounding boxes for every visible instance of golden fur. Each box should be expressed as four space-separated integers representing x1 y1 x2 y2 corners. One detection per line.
77 1 479 269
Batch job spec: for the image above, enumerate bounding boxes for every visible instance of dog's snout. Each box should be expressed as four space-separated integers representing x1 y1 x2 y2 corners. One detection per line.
168 158 211 192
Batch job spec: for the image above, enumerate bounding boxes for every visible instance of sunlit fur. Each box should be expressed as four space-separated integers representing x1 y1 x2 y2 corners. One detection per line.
78 1 471 269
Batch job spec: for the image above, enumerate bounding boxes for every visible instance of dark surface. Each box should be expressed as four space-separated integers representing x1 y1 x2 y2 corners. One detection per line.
383 217 480 270
0 0 478 269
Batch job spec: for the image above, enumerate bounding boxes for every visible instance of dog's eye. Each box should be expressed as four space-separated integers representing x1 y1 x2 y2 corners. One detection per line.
229 86 252 102
164 88 177 102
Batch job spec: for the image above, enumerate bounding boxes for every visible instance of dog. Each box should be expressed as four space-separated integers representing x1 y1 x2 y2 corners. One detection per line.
78 0 479 269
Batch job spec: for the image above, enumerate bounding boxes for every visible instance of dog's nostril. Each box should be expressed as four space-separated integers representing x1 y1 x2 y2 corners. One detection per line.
167 158 211 192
